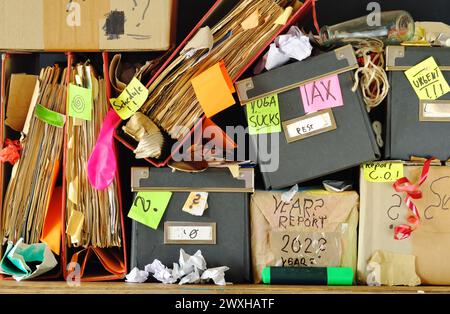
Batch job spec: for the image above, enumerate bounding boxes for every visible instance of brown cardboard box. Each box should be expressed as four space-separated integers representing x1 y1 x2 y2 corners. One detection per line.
0 0 176 51
250 190 359 283
357 162 450 285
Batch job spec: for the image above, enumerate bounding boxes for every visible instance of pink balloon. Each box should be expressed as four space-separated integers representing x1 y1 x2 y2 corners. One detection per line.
87 109 121 190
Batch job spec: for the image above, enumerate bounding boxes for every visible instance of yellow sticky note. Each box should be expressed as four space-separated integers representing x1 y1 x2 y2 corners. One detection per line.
128 191 172 230
363 162 404 182
110 77 149 120
66 210 84 245
275 6 293 25
191 61 236 118
405 57 450 100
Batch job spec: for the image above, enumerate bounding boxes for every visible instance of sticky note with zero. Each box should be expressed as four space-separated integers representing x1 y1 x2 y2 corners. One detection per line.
405 57 450 100
110 77 149 120
128 191 172 230
300 74 344 113
68 84 92 121
246 93 281 135
363 162 404 182
191 61 235 118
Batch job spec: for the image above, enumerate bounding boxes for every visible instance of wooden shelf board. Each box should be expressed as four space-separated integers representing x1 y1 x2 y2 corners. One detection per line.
0 281 449 294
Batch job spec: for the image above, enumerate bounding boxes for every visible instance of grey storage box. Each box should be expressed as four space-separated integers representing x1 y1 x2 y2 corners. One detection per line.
129 167 254 283
386 46 450 160
235 45 380 190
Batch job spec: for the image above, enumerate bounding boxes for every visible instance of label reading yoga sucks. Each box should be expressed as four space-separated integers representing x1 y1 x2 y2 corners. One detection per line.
110 77 149 120
405 56 450 100
246 93 281 135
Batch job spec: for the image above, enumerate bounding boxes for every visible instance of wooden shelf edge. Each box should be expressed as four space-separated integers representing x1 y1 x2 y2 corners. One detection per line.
1 281 450 294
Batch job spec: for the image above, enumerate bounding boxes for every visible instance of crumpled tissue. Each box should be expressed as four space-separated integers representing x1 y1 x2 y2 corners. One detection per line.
254 26 312 74
125 249 229 285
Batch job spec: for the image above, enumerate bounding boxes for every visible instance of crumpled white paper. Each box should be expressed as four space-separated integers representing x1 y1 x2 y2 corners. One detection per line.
201 266 229 286
281 184 298 203
125 267 149 283
254 26 312 74
125 249 229 285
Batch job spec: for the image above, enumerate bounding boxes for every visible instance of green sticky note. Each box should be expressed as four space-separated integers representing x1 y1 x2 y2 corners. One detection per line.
246 93 281 135
127 191 172 230
68 83 92 120
35 104 66 127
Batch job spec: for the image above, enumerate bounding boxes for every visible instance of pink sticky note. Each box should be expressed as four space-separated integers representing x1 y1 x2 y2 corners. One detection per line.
300 74 344 113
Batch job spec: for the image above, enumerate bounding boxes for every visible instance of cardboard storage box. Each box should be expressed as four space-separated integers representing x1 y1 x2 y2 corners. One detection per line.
129 167 254 283
385 46 450 160
250 190 359 283
358 161 450 285
0 0 177 51
235 45 380 190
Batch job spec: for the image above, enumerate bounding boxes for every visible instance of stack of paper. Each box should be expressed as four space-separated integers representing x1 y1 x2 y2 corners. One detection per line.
140 0 297 139
1 65 67 245
66 62 121 248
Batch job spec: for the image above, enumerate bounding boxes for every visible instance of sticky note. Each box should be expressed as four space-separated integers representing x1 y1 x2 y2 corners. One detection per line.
405 57 450 100
182 192 208 216
246 93 281 135
128 191 172 230
68 84 92 120
110 77 149 120
35 104 66 127
300 74 344 113
363 162 404 182
191 61 235 118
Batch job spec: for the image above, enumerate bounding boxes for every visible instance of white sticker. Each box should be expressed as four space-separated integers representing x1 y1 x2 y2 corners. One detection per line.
182 192 209 216
282 109 336 143
164 222 216 244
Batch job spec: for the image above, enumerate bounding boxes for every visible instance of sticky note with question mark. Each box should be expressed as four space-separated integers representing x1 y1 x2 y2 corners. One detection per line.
183 192 209 216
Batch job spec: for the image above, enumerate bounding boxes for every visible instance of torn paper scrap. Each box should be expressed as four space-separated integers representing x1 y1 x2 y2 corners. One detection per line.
255 26 312 74
125 267 149 283
201 266 229 286
281 184 298 203
181 26 214 59
366 250 421 286
0 238 57 281
182 192 209 216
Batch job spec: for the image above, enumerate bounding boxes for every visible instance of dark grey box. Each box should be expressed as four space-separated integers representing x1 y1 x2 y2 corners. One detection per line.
386 46 450 160
235 45 380 190
129 167 253 283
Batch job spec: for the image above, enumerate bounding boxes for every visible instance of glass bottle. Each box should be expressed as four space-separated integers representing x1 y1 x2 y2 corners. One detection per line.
319 10 415 46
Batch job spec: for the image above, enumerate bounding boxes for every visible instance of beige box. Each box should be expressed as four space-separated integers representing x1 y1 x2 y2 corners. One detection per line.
0 0 177 51
358 162 450 285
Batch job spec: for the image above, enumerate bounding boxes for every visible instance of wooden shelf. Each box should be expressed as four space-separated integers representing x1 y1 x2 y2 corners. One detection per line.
0 281 449 294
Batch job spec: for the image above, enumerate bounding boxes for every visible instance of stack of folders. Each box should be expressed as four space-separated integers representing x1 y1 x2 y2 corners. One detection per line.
141 0 296 140
66 62 121 249
1 65 67 247
64 61 124 280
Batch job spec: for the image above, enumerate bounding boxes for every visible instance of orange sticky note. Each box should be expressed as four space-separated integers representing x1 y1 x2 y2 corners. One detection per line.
191 61 236 118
